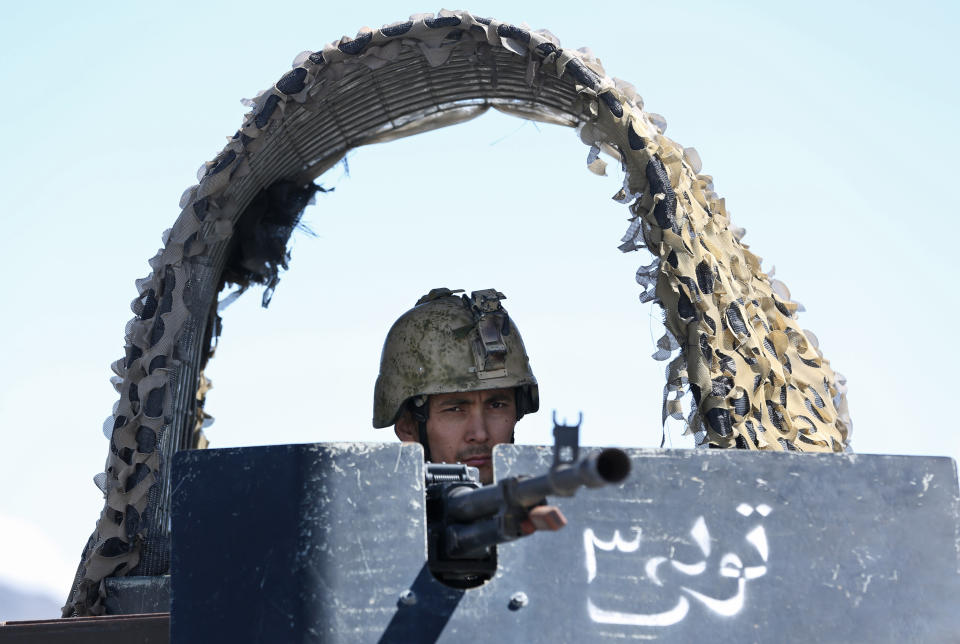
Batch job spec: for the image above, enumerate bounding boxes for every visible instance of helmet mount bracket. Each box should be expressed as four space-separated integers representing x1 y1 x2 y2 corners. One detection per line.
468 289 510 379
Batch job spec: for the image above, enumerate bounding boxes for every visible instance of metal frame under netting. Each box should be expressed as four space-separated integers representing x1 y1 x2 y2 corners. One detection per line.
64 10 851 617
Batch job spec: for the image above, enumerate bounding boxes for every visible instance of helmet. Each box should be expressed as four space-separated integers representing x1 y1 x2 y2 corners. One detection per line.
373 288 539 428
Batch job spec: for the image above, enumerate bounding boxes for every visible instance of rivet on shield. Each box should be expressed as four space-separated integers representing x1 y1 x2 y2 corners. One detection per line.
508 591 528 610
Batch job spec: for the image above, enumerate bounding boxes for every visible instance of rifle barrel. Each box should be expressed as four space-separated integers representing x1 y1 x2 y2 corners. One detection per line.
445 448 630 522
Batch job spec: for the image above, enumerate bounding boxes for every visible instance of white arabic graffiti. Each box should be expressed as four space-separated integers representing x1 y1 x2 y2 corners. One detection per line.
585 504 771 627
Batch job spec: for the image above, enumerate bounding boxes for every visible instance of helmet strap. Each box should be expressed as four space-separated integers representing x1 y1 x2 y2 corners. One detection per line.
514 386 529 420
408 396 432 462
417 420 432 462
511 388 524 444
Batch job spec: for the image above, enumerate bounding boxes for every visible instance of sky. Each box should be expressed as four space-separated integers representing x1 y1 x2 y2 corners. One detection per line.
1 0 957 615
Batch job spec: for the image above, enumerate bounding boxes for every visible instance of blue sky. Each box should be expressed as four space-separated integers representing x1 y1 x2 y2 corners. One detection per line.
1 1 957 613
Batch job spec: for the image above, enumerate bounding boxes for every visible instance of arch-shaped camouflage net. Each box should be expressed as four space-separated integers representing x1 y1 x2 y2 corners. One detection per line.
65 10 851 616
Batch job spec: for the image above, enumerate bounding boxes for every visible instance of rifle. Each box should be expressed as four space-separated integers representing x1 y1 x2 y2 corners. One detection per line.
424 415 631 587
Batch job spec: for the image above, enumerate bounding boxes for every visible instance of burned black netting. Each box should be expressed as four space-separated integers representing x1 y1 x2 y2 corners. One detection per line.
220 180 322 308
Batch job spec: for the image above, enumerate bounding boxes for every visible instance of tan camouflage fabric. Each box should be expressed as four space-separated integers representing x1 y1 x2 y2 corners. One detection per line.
65 9 850 616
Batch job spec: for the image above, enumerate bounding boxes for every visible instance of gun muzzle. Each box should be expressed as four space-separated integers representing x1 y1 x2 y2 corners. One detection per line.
552 448 632 493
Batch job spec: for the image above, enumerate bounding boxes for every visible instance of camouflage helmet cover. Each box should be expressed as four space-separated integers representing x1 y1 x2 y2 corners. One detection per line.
373 288 539 428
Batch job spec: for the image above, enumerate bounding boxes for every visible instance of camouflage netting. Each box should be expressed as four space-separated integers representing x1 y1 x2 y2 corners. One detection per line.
64 10 851 616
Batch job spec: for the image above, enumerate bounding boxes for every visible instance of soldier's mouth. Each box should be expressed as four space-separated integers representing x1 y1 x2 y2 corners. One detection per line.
458 450 492 467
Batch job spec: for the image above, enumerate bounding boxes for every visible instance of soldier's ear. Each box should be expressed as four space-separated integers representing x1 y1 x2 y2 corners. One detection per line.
394 410 418 442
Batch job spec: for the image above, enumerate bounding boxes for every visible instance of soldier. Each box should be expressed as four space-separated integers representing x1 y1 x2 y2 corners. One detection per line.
374 287 565 532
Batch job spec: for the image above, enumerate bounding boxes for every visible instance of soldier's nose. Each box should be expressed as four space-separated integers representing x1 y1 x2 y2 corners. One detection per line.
465 411 489 442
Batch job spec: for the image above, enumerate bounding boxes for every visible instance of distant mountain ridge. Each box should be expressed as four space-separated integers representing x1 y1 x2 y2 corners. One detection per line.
0 581 61 622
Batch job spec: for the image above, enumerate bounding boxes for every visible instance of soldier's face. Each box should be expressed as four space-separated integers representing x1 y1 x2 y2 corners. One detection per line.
395 388 517 484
